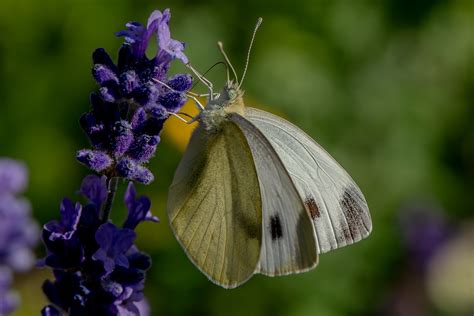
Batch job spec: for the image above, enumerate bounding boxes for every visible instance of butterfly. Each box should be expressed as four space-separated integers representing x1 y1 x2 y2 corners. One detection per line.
166 18 372 289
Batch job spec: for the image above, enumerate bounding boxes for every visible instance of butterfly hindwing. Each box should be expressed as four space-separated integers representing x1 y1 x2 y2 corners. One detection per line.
167 122 262 288
230 113 318 276
244 107 372 254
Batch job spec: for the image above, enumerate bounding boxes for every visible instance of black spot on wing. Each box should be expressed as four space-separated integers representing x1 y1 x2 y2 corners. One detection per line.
270 215 283 240
339 186 369 241
304 196 320 219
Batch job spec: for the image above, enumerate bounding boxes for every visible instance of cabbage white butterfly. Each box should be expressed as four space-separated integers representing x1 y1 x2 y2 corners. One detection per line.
166 18 372 289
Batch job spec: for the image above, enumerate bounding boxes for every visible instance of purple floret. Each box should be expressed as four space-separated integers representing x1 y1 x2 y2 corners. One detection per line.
93 223 136 276
156 9 189 64
44 199 82 241
123 182 158 230
116 157 154 185
127 135 160 163
80 174 108 207
76 149 113 172
168 73 193 92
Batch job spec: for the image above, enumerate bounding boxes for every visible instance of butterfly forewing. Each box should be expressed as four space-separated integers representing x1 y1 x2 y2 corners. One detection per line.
244 107 372 254
230 113 318 276
167 122 262 288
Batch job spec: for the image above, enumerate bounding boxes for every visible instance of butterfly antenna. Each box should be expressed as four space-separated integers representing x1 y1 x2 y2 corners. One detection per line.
218 41 239 84
238 17 263 89
189 61 227 91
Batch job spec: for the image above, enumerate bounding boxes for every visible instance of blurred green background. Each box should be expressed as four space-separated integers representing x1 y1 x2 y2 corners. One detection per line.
1 0 473 315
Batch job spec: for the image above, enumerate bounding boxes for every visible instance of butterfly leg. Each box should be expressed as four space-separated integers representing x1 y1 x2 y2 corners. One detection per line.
186 94 205 111
167 112 200 125
187 91 220 98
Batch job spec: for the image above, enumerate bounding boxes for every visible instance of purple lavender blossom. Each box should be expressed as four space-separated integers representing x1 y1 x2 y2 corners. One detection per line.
78 8 192 184
0 268 19 315
41 175 158 315
156 9 189 64
123 182 158 230
0 158 38 315
80 174 108 207
44 199 82 241
0 159 28 194
399 202 451 272
92 223 136 276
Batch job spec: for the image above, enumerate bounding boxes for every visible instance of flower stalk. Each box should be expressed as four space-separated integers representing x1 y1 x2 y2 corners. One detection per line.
100 176 119 223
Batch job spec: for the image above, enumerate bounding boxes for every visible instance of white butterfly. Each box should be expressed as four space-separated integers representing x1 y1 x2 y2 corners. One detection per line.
165 18 372 289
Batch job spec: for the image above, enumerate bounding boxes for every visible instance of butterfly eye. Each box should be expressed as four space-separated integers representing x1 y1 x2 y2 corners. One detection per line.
228 88 237 100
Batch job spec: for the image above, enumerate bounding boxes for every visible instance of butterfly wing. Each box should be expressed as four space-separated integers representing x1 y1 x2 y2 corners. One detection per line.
167 122 262 289
230 113 318 276
244 107 372 254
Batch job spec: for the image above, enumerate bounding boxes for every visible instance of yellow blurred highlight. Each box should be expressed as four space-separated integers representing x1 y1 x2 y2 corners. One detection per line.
427 223 474 314
162 96 285 152
13 269 52 316
162 99 200 152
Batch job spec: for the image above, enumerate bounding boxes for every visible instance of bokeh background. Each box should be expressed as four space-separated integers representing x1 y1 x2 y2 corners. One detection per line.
1 0 473 315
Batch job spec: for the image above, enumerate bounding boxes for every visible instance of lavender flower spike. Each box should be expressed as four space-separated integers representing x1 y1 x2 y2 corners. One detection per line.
78 8 192 184
41 175 156 315
42 8 186 315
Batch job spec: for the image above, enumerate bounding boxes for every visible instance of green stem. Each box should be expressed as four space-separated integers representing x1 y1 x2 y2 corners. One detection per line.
100 176 119 223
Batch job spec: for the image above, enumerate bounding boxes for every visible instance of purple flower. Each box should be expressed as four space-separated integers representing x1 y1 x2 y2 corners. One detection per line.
78 8 192 184
80 174 108 207
76 149 113 172
41 305 62 316
0 158 38 315
42 7 184 314
44 199 82 241
399 202 451 272
92 223 136 276
0 159 38 272
0 158 28 195
123 182 158 230
0 268 19 315
0 194 38 271
115 12 158 59
116 157 154 185
135 299 150 316
156 9 189 64
127 135 160 164
41 175 157 315
168 73 193 92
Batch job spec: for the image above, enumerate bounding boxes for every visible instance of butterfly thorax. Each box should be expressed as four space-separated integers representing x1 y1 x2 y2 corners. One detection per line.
199 81 245 132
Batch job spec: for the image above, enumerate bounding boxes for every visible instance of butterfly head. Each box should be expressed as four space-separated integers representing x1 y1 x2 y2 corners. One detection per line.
220 81 244 105
200 81 244 132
